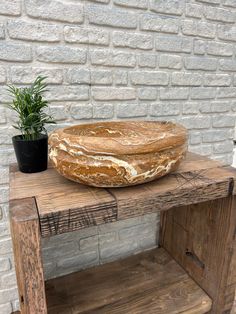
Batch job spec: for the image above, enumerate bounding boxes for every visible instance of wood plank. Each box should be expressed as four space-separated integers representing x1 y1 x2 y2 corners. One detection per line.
9 152 221 202
36 188 117 237
9 197 47 314
10 168 80 201
109 166 234 220
160 196 236 314
46 248 212 314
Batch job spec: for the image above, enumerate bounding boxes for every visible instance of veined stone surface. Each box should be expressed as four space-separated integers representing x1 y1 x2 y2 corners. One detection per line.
49 121 187 187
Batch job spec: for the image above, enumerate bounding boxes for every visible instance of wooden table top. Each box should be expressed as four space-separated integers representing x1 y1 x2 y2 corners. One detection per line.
9 152 236 237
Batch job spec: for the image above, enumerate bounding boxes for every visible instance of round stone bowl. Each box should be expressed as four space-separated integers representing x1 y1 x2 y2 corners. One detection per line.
49 121 188 188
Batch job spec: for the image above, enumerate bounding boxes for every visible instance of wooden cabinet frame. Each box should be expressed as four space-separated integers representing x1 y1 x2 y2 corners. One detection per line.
9 153 236 313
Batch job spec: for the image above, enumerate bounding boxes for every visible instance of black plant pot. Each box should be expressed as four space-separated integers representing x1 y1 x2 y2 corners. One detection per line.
12 134 48 173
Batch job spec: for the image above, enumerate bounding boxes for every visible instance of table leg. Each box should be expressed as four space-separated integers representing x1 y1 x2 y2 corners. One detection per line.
10 197 47 314
160 196 236 314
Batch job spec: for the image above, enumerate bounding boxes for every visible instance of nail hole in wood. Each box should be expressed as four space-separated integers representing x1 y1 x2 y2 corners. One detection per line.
185 249 205 269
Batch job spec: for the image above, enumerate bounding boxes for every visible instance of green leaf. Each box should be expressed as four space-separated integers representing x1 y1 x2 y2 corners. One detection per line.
6 76 56 140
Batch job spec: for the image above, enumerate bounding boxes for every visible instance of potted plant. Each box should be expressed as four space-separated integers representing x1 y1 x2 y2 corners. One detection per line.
7 76 55 173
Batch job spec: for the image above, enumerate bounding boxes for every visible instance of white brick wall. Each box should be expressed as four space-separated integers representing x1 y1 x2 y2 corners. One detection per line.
0 0 236 312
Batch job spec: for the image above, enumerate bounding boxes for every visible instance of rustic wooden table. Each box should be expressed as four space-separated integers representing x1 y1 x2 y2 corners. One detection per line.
9 152 236 314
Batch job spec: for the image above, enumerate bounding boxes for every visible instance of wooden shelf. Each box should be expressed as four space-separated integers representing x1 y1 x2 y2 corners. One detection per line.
45 248 212 314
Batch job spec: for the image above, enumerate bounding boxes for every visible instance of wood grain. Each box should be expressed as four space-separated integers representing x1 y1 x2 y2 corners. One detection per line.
9 197 47 314
46 248 212 314
37 188 117 237
9 152 235 236
160 196 236 314
109 166 234 220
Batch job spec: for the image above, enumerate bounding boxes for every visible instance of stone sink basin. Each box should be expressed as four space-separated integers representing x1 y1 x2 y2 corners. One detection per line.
49 121 188 188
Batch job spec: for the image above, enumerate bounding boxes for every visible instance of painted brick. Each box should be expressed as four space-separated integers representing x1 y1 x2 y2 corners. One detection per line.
117 103 148 118
90 50 136 67
0 288 18 304
36 46 86 64
222 0 236 7
0 108 6 124
186 4 202 19
189 132 202 145
130 71 168 86
70 104 93 119
180 116 211 129
218 25 236 42
183 103 199 115
185 57 217 71
0 24 5 39
66 69 90 84
0 0 21 16
0 167 9 185
139 54 156 68
139 234 157 249
196 0 220 4
140 14 179 34
100 239 139 262
0 149 16 166
119 223 154 240
206 41 233 57
42 242 78 262
182 20 216 39
202 129 233 142
64 26 109 46
114 0 148 9
86 4 137 29
160 88 189 100
10 67 63 84
99 232 117 245
0 303 12 314
172 73 202 86
90 0 110 2
217 87 236 98
92 87 136 100
93 104 114 119
57 251 98 270
0 272 17 289
194 40 205 55
200 101 231 113
114 71 128 85
113 31 153 50
0 187 9 204
0 238 12 255
150 103 180 116
156 36 192 53
91 70 113 85
0 258 11 273
212 115 235 127
79 235 99 250
150 0 185 16
213 153 233 166
220 59 236 71
204 7 235 23
191 87 216 99
204 74 231 86
159 54 182 69
189 144 212 157
48 105 68 121
8 20 60 42
213 141 234 153
0 43 32 62
25 0 84 23
138 88 157 100
45 86 89 101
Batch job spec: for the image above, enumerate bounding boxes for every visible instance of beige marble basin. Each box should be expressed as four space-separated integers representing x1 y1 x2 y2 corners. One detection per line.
49 121 188 187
